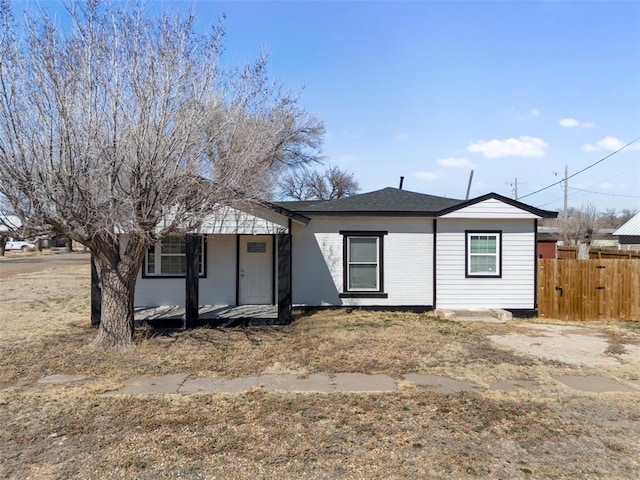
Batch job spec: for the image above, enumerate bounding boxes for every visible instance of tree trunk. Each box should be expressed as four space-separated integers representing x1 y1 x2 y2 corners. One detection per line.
65 236 73 252
90 236 146 351
0 236 6 257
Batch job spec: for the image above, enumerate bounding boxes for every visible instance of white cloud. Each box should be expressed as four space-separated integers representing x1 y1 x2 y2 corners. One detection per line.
395 132 410 142
581 144 600 153
412 171 438 181
559 118 594 128
436 157 473 168
582 136 640 152
531 108 540 117
467 136 548 159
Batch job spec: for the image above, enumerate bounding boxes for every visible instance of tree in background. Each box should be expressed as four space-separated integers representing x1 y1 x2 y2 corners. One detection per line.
555 204 601 247
279 165 359 200
600 208 639 229
0 1 323 350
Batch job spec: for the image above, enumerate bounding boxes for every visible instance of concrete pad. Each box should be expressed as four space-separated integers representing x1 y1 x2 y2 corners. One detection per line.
38 374 88 384
179 376 260 394
434 308 510 324
258 374 335 393
404 374 481 393
490 379 538 392
109 374 187 395
332 373 396 393
553 375 635 393
489 324 620 367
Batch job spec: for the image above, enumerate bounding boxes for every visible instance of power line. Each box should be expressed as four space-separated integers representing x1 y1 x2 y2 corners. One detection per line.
568 187 640 198
519 135 640 200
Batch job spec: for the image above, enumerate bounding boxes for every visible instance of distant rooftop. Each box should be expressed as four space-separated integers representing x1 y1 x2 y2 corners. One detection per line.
614 212 640 236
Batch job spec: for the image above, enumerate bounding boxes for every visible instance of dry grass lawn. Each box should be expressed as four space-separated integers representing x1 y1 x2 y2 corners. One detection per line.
1 254 640 479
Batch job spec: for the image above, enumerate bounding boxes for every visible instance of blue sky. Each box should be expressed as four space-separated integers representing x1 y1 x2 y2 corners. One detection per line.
15 0 640 212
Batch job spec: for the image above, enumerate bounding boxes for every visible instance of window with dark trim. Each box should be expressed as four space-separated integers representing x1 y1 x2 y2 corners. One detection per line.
339 230 388 298
143 235 206 278
466 231 501 277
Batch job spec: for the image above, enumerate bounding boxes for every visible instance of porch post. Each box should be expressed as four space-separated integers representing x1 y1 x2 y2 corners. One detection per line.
90 252 101 327
185 234 199 328
277 232 292 324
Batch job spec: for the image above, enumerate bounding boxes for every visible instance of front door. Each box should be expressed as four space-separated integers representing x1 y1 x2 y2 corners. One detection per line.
239 235 273 304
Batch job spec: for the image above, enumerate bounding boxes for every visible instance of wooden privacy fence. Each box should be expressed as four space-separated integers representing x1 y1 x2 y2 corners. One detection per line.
538 259 640 321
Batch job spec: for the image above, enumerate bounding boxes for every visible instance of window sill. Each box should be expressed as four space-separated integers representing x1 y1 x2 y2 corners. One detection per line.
465 274 502 279
339 292 388 299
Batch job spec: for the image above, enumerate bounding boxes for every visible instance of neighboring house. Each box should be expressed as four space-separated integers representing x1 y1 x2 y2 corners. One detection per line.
536 227 559 259
614 212 640 250
127 187 557 326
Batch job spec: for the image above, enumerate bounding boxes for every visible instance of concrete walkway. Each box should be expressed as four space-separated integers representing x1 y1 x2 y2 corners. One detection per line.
36 372 639 395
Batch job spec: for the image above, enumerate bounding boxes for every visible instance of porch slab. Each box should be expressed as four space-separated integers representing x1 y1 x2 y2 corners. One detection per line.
134 304 279 327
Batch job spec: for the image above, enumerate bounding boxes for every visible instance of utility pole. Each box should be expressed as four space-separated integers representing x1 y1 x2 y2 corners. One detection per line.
507 177 524 200
563 165 568 219
465 170 474 200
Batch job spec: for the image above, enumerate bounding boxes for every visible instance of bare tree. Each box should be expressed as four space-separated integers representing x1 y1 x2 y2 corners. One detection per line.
555 203 601 247
0 1 323 350
599 207 639 229
279 165 359 200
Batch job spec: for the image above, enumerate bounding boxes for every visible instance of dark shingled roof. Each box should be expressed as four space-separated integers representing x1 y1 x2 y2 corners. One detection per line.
273 187 558 218
273 187 464 215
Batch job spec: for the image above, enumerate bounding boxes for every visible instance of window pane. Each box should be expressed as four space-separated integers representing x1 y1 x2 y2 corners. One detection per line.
161 236 185 254
471 235 496 254
470 255 496 273
146 247 155 274
247 242 266 253
349 237 377 262
349 264 377 289
161 255 186 274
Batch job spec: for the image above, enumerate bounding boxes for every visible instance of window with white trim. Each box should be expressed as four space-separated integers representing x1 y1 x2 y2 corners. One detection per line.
144 236 205 277
339 231 388 298
466 232 501 277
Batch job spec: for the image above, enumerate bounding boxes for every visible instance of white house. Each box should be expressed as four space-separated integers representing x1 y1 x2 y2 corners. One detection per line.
614 212 640 250
122 188 557 327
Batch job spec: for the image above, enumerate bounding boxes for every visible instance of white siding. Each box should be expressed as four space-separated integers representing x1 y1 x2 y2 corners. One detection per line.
436 219 536 309
135 235 238 306
291 216 434 307
441 198 540 219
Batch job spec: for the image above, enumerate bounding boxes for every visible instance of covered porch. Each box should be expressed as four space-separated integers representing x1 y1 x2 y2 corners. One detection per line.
92 203 308 329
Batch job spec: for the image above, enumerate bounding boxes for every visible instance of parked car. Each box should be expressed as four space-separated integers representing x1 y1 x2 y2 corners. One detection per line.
4 237 35 251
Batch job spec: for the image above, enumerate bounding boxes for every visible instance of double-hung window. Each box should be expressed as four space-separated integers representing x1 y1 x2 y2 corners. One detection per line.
466 231 501 277
339 231 388 298
144 235 206 278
